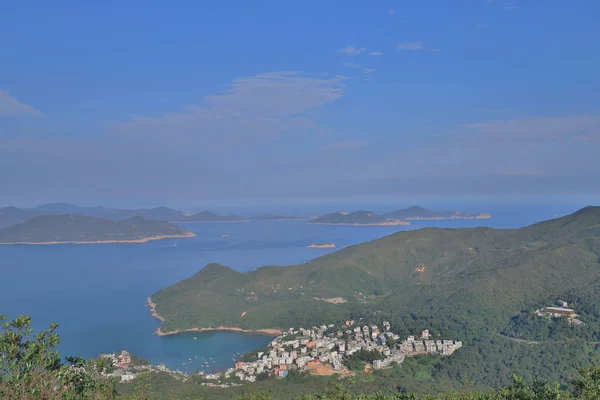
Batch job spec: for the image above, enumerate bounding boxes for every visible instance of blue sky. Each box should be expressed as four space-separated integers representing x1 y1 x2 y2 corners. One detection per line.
1 0 599 207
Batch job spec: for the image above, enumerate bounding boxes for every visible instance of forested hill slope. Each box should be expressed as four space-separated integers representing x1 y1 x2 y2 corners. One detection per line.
0 215 195 244
152 206 600 332
150 207 600 389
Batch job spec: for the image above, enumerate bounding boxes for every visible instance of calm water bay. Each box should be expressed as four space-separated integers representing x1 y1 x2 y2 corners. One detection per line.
0 204 583 373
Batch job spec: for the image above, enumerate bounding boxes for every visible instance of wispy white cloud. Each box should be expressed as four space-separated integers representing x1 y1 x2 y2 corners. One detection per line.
397 41 425 51
113 72 346 138
342 62 361 68
338 46 368 56
388 9 396 15
475 23 488 29
368 51 383 56
364 68 375 73
461 114 600 142
0 90 43 117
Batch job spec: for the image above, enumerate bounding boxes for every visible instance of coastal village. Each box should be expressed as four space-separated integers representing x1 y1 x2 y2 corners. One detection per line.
225 320 462 383
101 321 462 387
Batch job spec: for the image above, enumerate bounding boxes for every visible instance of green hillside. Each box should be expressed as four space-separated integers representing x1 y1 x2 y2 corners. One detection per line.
151 206 600 390
0 215 195 244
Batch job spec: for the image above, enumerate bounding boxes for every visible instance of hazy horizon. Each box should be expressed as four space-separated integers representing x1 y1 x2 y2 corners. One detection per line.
2 195 597 217
2 1 599 206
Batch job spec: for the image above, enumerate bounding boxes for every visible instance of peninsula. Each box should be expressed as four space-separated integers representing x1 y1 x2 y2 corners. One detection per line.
149 207 600 388
0 215 195 244
308 211 410 226
306 243 336 249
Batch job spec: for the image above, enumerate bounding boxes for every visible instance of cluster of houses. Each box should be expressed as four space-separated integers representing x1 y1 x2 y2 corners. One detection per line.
227 321 462 382
97 321 463 385
100 350 189 383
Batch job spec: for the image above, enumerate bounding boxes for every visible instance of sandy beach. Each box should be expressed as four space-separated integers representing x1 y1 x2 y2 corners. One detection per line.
147 297 281 336
0 232 195 245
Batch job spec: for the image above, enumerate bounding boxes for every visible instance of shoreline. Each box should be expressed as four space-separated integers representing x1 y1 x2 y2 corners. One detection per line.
146 298 281 337
404 215 492 221
307 221 410 226
177 220 250 224
0 232 195 245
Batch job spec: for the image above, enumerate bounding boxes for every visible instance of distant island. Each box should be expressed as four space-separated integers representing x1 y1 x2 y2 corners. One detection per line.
0 215 195 244
0 204 248 228
383 206 491 221
306 243 336 249
183 211 247 222
0 203 490 230
250 215 312 221
308 211 410 226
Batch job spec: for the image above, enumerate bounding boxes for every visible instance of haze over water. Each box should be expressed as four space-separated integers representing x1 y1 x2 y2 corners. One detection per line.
0 204 584 373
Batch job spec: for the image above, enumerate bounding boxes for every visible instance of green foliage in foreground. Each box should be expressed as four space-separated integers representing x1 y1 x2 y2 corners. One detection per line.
0 315 118 400
8 314 600 400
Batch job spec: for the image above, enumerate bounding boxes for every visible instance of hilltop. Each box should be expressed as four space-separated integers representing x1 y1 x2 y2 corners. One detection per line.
308 210 409 226
0 215 195 244
151 206 600 390
383 206 491 220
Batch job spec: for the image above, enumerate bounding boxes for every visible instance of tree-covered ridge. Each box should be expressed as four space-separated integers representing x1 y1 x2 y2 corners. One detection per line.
0 215 194 244
152 206 600 331
150 207 600 389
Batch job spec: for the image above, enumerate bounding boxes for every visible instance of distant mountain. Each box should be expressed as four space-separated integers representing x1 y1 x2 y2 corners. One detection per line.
308 210 409 226
0 204 249 229
32 203 117 218
0 215 194 244
185 211 247 222
107 206 187 222
382 206 491 221
0 207 39 229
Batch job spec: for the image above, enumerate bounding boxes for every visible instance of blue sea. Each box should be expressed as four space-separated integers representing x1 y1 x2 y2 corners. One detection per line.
0 204 586 373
